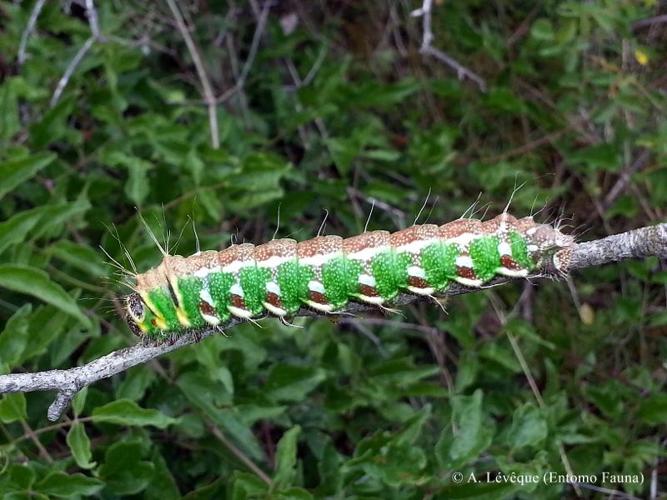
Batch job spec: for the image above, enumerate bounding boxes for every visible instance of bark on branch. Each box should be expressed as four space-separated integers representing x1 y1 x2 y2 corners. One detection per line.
0 223 665 421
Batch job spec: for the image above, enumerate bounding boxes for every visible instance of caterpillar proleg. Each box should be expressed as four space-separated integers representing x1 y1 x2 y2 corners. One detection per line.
123 212 574 339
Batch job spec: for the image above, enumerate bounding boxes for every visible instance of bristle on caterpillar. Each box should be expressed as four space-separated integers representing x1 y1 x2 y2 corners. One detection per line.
123 213 574 339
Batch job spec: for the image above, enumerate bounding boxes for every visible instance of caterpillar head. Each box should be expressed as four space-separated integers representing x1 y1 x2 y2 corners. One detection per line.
523 223 575 273
125 293 150 337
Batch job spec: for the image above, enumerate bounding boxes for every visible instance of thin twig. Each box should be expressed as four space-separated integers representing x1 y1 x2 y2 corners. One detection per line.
599 149 651 213
411 0 487 92
84 0 101 39
17 0 48 66
49 0 104 108
50 36 95 108
632 14 667 31
0 223 665 422
490 296 580 497
20 420 53 463
165 0 220 149
216 1 272 103
208 424 272 485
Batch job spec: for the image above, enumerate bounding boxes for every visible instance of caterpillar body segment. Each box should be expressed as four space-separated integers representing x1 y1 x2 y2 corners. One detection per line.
125 213 574 339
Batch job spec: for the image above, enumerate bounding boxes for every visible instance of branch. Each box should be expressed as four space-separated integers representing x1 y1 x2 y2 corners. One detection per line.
215 1 272 104
50 37 95 108
49 0 103 108
17 0 47 66
411 0 487 92
0 223 665 421
165 0 220 149
632 14 667 31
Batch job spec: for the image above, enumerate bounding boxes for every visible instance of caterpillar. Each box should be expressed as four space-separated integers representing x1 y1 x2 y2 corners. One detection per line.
123 212 574 339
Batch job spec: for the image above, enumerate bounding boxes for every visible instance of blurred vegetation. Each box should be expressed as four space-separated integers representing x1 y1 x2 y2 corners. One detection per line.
0 0 666 498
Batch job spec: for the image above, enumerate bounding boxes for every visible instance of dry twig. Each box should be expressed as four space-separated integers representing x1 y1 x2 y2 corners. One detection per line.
411 0 487 91
17 0 48 66
49 0 103 108
216 1 272 104
165 0 220 149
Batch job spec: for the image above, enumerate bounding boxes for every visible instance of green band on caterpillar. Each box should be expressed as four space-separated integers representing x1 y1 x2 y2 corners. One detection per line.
276 261 314 314
124 212 575 339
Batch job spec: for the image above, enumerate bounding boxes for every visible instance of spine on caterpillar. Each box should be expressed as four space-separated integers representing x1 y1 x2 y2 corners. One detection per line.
124 213 574 339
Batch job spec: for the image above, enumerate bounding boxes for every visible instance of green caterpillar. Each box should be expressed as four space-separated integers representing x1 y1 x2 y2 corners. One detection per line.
124 213 574 339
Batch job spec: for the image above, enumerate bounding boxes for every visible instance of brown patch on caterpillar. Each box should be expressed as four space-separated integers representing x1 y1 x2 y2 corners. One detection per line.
265 292 283 309
219 242 255 268
135 266 167 293
514 216 538 233
389 224 439 247
359 283 379 297
308 290 329 305
343 230 390 254
297 235 342 258
482 212 518 233
255 238 297 262
162 254 187 276
167 251 219 276
482 213 518 233
199 300 216 316
438 219 483 239
553 247 573 273
500 255 522 270
230 294 246 309
457 267 477 280
480 217 501 234
408 275 430 288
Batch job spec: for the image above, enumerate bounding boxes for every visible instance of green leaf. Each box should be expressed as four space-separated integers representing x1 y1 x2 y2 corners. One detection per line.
531 18 554 41
436 389 493 469
276 487 313 499
0 152 55 200
178 370 265 460
638 395 667 425
66 422 96 469
100 151 152 205
0 202 90 255
99 440 155 495
0 208 44 254
230 472 268 500
0 305 32 370
0 393 26 423
92 399 176 428
144 448 181 500
29 199 91 240
116 365 156 401
264 365 326 402
29 98 76 148
72 386 88 416
272 425 301 490
0 265 91 328
35 472 103 497
0 79 21 143
48 241 108 278
506 403 548 450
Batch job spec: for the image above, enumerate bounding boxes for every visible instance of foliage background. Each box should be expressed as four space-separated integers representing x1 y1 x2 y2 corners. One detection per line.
0 0 666 498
